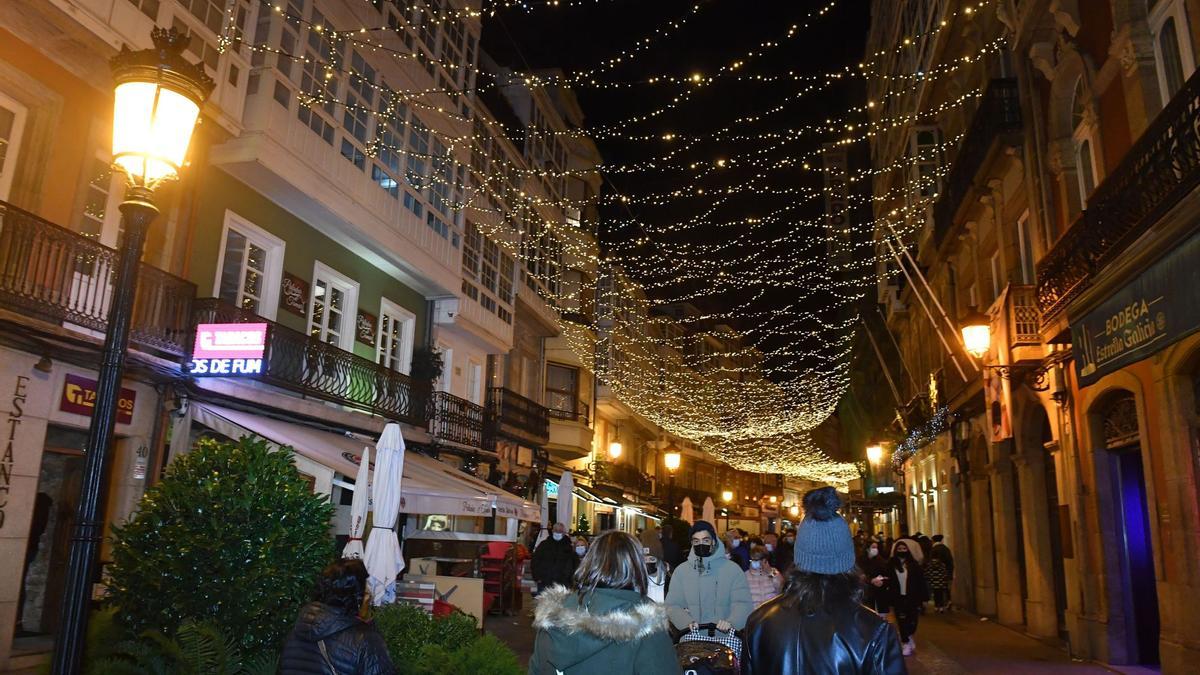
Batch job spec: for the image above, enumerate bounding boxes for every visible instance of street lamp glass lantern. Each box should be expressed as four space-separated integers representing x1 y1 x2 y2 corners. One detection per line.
961 310 992 359
866 443 884 465
788 504 800 517
111 28 214 189
664 450 681 472
608 441 623 459
721 490 734 502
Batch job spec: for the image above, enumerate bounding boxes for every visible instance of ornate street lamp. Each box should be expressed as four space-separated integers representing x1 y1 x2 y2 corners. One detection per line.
52 27 212 674
663 447 681 514
960 309 992 359
866 443 885 465
608 440 623 459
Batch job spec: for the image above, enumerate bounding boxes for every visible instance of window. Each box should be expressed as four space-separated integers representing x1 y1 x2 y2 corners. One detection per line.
462 221 481 280
377 298 416 375
126 0 160 20
1017 211 1036 285
0 90 28 202
1150 1 1195 105
77 156 123 246
467 360 482 405
481 238 498 293
545 363 579 417
406 120 430 189
908 126 942 201
215 211 285 319
435 344 453 393
308 262 359 350
1072 77 1100 206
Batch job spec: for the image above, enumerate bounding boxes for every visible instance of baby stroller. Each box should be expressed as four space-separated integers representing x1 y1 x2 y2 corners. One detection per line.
675 623 740 675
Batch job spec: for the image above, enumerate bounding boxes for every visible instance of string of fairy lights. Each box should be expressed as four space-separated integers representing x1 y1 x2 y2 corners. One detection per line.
209 0 995 483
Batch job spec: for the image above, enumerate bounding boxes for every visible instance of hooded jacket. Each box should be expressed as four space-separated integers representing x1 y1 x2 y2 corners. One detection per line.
533 534 578 588
528 585 680 675
280 602 395 675
664 536 755 630
887 539 928 606
741 594 906 675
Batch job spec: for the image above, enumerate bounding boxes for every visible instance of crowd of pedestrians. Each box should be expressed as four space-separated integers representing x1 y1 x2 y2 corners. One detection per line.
523 488 957 674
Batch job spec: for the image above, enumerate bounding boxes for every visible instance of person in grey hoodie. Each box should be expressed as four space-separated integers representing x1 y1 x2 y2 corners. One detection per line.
665 520 754 633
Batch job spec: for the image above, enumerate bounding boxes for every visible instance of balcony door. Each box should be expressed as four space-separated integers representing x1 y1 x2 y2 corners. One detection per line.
0 91 27 202
308 261 358 351
215 211 284 319
377 297 415 375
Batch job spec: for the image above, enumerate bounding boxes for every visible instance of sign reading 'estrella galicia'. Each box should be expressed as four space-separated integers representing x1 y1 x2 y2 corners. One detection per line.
1071 229 1200 387
188 323 268 376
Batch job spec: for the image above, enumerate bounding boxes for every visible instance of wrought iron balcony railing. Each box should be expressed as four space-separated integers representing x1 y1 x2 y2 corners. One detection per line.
0 200 195 357
1007 284 1040 345
486 386 550 447
1038 66 1200 319
593 460 652 495
546 392 590 425
428 390 485 449
191 299 424 426
933 79 1022 248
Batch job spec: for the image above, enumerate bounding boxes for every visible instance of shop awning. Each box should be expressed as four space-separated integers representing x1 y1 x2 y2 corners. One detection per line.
190 403 537 520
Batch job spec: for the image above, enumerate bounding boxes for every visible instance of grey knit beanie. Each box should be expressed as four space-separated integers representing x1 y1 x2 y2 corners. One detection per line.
794 487 856 574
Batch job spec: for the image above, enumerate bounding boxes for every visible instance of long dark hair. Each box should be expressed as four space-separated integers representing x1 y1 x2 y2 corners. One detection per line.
573 530 648 601
317 558 368 615
779 567 864 615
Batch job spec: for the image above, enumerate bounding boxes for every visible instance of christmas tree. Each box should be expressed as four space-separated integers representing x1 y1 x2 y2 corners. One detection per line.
576 512 591 535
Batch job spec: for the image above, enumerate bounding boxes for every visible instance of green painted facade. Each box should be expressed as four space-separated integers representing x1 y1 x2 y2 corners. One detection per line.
188 166 427 362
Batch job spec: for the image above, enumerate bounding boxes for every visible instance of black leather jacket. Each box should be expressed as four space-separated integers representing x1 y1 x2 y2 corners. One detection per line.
280 602 396 675
741 596 906 675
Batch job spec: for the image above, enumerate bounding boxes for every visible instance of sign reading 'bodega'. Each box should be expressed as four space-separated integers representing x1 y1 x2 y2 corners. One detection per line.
188 323 268 376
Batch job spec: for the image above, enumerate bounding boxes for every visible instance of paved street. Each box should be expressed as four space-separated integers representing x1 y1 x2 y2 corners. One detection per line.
488 594 1137 674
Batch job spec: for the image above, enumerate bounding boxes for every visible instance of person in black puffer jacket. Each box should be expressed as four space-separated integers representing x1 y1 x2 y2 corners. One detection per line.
280 558 395 675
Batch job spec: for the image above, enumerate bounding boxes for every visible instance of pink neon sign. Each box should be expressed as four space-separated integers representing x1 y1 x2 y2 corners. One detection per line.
192 323 268 360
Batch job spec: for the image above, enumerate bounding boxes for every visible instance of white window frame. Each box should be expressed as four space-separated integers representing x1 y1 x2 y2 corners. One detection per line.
1150 0 1196 106
1016 210 1035 285
435 343 453 393
308 261 360 351
467 359 483 405
1073 128 1101 207
0 91 29 202
78 153 124 246
213 210 285 320
377 297 416 375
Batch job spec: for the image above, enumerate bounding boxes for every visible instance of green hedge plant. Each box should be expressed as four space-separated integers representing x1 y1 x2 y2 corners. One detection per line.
107 436 334 651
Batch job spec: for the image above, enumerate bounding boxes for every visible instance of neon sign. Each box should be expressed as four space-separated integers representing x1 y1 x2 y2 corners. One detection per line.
188 323 267 376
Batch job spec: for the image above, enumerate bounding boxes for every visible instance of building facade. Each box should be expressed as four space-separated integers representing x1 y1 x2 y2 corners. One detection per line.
853 0 1200 669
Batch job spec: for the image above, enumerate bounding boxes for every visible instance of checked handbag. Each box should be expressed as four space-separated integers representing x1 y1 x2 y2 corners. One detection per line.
678 624 742 659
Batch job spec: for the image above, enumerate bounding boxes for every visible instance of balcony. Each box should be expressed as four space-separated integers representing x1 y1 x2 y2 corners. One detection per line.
191 299 424 426
0 200 195 357
593 460 652 497
545 395 592 460
485 386 550 448
428 390 485 449
1006 284 1041 346
933 79 1022 248
1038 67 1200 320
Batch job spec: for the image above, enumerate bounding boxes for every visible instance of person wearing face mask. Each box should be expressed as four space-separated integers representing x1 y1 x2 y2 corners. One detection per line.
887 538 928 657
725 529 751 571
574 536 590 559
532 522 579 594
858 540 891 618
744 544 782 607
664 520 754 636
645 554 668 603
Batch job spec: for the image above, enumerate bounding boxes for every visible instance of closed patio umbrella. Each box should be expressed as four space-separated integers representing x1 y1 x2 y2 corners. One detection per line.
535 479 550 549
702 496 715 523
342 446 370 559
680 496 694 524
556 471 574 531
364 423 405 605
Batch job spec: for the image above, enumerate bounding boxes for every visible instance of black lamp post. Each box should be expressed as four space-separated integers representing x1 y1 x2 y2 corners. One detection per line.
51 27 212 674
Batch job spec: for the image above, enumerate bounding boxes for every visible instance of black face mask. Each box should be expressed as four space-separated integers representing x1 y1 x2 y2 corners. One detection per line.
693 543 713 558
896 551 910 560
647 562 658 575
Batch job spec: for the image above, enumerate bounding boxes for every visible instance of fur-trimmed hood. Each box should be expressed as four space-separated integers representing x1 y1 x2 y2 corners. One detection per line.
530 586 680 674
533 585 668 641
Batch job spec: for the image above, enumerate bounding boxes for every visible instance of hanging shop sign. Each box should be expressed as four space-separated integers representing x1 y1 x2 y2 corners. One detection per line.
356 310 377 347
61 373 136 424
188 323 268 376
280 272 309 317
1072 229 1200 386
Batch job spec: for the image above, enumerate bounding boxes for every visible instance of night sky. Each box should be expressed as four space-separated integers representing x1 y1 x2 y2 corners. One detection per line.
482 0 872 365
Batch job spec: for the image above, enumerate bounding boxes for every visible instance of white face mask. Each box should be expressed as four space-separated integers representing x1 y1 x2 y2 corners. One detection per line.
750 560 762 570
765 543 774 552
552 532 564 541
731 538 741 548
575 545 586 556
868 548 879 558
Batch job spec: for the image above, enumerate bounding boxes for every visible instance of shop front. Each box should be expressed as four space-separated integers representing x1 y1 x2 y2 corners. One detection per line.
2 347 162 669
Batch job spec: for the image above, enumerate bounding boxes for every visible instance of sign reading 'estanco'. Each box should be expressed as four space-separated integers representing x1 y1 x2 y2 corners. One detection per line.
188 323 268 376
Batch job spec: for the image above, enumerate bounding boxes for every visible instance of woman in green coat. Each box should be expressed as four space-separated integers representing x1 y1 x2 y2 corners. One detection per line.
528 531 681 675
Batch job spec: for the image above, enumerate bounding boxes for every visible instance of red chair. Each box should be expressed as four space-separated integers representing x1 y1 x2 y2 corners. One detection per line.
479 543 513 615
